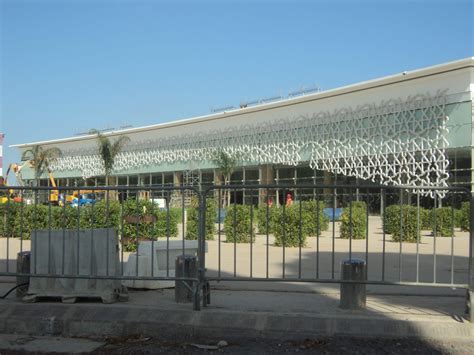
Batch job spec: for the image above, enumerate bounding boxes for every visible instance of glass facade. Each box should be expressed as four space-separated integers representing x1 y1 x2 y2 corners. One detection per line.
32 146 472 211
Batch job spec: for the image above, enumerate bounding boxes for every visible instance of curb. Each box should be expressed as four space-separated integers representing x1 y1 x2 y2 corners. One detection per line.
0 303 472 341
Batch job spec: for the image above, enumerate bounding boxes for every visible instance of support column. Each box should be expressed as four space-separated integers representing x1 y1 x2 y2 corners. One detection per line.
468 102 474 321
259 164 274 205
324 170 333 206
242 167 246 205
275 168 280 207
173 172 182 186
468 192 474 321
173 172 183 207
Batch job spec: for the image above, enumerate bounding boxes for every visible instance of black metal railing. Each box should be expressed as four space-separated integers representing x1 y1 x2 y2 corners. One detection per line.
0 183 472 313
202 184 471 290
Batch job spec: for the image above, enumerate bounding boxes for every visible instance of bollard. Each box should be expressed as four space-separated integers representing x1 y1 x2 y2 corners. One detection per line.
175 255 197 303
16 252 30 298
340 259 367 310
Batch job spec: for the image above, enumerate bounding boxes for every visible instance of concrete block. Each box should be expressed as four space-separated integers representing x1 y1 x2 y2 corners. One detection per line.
123 240 206 290
26 229 126 303
122 254 174 289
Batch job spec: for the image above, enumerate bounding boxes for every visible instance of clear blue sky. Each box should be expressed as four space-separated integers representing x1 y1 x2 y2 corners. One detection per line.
1 0 473 172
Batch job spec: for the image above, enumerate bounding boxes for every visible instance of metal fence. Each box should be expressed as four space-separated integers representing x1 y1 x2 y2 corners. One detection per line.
203 185 471 286
0 184 472 314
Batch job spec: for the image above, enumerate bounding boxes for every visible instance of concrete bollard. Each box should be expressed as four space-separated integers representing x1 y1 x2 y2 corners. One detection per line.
340 259 367 310
175 255 197 303
16 252 30 298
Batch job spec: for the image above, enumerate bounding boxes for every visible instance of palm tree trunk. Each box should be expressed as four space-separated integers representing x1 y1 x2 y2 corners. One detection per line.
225 176 231 207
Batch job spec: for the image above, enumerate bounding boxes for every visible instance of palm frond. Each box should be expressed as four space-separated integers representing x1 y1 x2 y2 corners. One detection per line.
21 145 62 181
214 150 237 178
111 136 130 157
21 148 35 161
92 129 129 177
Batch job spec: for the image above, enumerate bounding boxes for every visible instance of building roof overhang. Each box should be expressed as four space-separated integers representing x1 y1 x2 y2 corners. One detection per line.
10 57 474 149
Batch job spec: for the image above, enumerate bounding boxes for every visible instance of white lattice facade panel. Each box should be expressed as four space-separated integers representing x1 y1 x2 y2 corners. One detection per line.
50 91 451 196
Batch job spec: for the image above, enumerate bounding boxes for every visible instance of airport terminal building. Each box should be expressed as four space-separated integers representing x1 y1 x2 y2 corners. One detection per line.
11 58 474 206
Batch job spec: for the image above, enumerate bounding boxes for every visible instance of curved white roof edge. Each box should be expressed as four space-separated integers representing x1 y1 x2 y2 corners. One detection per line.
11 56 474 149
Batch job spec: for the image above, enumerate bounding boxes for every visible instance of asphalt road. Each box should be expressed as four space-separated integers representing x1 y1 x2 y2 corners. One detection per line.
94 335 473 354
0 333 472 354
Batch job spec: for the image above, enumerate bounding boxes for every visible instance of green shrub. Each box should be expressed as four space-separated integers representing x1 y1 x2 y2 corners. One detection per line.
258 200 328 237
0 202 21 238
224 204 255 243
384 205 431 234
121 199 152 240
80 200 121 229
186 198 216 240
301 200 329 235
429 207 454 237
147 209 179 242
51 205 85 230
340 202 367 240
454 209 462 229
0 198 180 250
12 204 50 239
351 201 367 210
384 204 420 242
271 203 307 247
121 199 179 251
459 202 470 231
257 205 278 234
420 208 431 230
169 208 183 223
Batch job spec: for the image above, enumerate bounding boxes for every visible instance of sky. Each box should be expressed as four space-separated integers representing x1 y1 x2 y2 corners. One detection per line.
0 0 473 174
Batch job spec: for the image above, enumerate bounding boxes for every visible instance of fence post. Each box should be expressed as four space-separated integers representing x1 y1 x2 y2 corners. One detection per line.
193 190 206 311
468 192 474 321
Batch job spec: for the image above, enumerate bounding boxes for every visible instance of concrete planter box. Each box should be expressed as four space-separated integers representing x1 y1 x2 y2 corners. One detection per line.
123 240 207 289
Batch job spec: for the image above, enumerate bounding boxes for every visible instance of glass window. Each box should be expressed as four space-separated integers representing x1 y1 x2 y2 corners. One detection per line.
230 170 243 185
118 176 127 186
201 171 214 186
151 174 162 186
277 167 295 184
163 173 174 186
96 177 106 186
141 175 151 186
244 168 259 184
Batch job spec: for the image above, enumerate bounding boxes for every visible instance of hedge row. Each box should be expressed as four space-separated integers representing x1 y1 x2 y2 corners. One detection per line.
2 200 469 250
0 200 179 252
459 202 470 231
271 201 329 247
384 204 467 242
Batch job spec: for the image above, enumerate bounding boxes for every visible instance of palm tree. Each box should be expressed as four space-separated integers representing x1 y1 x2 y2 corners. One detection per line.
214 150 238 208
21 145 62 186
90 129 130 186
